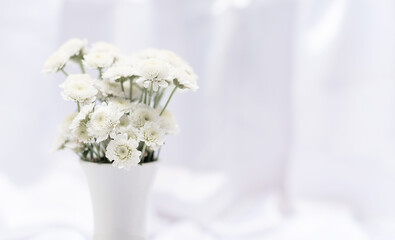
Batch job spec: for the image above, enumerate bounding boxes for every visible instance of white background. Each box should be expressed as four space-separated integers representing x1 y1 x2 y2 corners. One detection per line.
1 0 395 239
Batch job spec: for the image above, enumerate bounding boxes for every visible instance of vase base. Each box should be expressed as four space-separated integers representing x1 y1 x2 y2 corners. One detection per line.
93 233 146 240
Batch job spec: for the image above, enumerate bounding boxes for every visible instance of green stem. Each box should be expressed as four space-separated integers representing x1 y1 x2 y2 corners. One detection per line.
138 89 144 103
120 80 126 98
98 68 103 79
78 59 86 73
143 88 147 104
60 68 68 76
140 144 147 164
148 83 153 106
77 102 80 112
154 88 166 108
89 144 94 159
129 78 133 102
95 143 101 158
156 146 162 160
160 86 177 116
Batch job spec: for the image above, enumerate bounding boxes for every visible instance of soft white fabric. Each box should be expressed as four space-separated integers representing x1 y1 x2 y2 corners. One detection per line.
1 0 395 239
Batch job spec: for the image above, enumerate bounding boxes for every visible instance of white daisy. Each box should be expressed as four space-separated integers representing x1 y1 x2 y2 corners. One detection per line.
139 122 165 149
42 51 69 74
121 126 140 141
159 49 188 69
52 133 68 152
69 103 95 143
129 104 160 129
87 103 123 142
135 59 171 91
118 115 131 129
95 79 124 98
103 65 135 82
114 121 140 141
59 112 78 133
52 112 78 151
158 109 179 134
173 67 199 91
59 38 87 58
83 52 114 69
106 133 141 170
59 74 98 103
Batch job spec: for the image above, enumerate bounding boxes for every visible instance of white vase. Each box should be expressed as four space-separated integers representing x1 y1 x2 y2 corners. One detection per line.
80 160 158 240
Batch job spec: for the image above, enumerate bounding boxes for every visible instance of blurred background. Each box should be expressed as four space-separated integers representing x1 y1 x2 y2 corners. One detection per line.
1 0 395 239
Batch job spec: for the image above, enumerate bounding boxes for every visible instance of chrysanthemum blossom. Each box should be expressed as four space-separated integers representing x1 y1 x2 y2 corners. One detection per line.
113 119 140 141
87 103 123 142
83 52 114 69
103 65 135 82
52 112 78 151
129 104 160 129
60 74 98 103
42 51 69 74
95 80 123 98
139 122 165 149
69 104 95 143
173 67 199 91
159 50 188 69
158 109 179 134
135 59 171 91
106 134 141 170
117 115 131 129
59 38 87 58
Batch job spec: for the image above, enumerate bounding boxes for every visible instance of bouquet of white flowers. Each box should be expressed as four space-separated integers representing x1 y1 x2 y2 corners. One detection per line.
43 38 198 170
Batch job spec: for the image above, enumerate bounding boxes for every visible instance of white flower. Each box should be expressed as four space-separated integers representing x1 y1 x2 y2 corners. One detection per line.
113 114 140 141
59 38 87 58
52 112 78 151
157 49 199 91
159 109 179 134
173 67 198 91
139 122 165 149
42 51 69 74
87 103 123 142
52 133 69 152
129 104 160 129
59 112 78 133
106 133 141 170
69 103 95 143
60 74 98 103
118 115 131 129
135 59 172 91
108 97 133 112
95 80 124 98
103 65 135 82
114 120 140 141
159 50 188 69
83 52 114 69
122 126 140 141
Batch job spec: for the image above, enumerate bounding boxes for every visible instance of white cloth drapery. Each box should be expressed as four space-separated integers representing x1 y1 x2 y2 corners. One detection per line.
0 0 395 239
